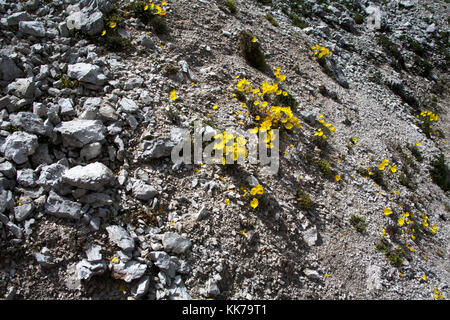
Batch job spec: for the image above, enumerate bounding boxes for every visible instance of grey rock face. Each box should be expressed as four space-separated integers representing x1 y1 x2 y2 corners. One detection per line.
6 11 31 26
106 225 135 251
80 142 102 161
54 120 105 148
131 275 150 299
148 251 178 278
19 21 46 37
132 180 158 201
1 131 38 164
86 243 103 262
16 169 36 187
112 260 147 283
162 232 192 254
45 190 82 220
9 112 46 135
37 163 67 190
140 127 188 160
14 203 34 222
0 53 23 81
62 162 114 191
67 63 106 85
35 248 55 267
7 77 35 99
303 226 318 246
76 259 106 281
119 97 139 113
0 161 16 179
66 10 104 36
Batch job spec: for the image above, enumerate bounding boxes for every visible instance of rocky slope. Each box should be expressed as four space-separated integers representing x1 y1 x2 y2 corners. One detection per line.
0 0 448 300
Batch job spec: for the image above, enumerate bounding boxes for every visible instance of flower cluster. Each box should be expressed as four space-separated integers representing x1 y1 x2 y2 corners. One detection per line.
249 184 264 209
314 114 336 140
377 158 397 173
212 131 247 164
434 286 445 300
144 0 168 16
311 45 331 59
233 70 301 149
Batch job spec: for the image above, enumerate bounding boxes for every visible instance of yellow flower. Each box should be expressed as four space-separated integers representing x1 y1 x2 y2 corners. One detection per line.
389 165 397 173
109 21 117 28
170 89 177 101
154 5 162 15
416 141 422 146
251 37 257 43
224 199 230 205
144 5 149 10
421 275 427 281
111 257 118 263
101 30 106 36
161 0 167 5
212 105 218 110
382 229 386 236
250 184 264 195
431 224 438 230
335 175 341 182
324 273 329 278
398 217 405 226
250 198 259 209
384 208 392 216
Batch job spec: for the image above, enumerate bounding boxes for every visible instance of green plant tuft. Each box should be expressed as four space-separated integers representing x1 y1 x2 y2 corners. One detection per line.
239 30 267 72
430 153 449 192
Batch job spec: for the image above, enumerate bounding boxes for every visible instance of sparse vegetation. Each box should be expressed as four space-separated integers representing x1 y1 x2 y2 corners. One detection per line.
349 214 367 233
239 30 267 72
296 188 312 210
265 12 279 27
225 0 238 14
430 153 449 192
317 159 332 178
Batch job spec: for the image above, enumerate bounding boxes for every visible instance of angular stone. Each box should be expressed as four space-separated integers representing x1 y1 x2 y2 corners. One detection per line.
16 169 36 187
86 243 102 262
106 225 135 251
132 180 158 201
76 259 106 281
19 21 46 37
45 190 82 220
80 142 102 161
0 161 16 179
0 53 24 81
1 131 38 164
162 232 192 254
62 162 114 191
54 120 105 148
112 260 147 283
7 77 35 99
14 203 34 222
67 63 106 85
37 163 67 190
9 112 46 135
119 97 139 113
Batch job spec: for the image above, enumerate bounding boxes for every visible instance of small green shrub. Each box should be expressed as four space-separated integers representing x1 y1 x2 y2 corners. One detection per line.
104 34 132 51
377 35 406 70
317 159 331 177
375 237 405 267
225 0 238 13
296 188 312 210
239 30 267 72
430 153 449 192
349 214 367 233
265 12 278 27
129 1 167 34
406 143 423 162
